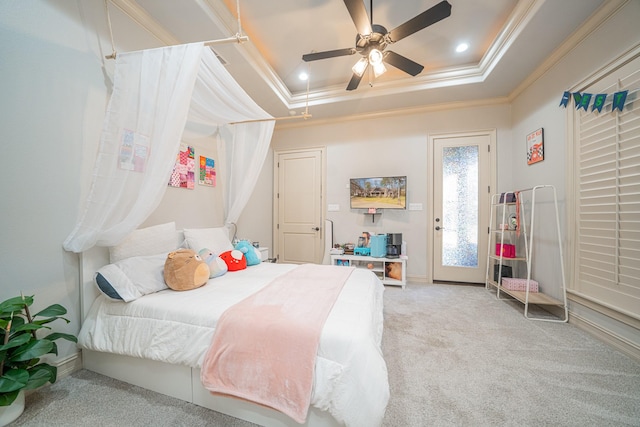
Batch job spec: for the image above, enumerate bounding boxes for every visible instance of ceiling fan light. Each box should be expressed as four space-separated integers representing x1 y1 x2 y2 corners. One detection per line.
368 49 383 65
373 61 387 78
456 43 469 53
352 57 368 77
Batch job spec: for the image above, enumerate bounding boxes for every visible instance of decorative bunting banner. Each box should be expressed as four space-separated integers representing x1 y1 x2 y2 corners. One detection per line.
612 90 628 111
559 90 630 112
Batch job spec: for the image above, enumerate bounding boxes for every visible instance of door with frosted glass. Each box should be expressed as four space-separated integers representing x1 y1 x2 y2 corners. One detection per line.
433 134 491 283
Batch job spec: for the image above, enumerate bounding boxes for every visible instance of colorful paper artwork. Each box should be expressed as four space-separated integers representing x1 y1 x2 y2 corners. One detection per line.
526 128 544 165
199 156 216 186
118 129 149 172
168 145 195 189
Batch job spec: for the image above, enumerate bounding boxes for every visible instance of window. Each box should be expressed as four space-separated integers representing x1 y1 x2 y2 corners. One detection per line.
570 51 640 317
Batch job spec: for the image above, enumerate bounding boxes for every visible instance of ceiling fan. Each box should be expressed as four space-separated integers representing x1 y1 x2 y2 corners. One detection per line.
302 0 452 91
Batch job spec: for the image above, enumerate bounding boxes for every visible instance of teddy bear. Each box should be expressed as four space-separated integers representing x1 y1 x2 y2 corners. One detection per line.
163 249 210 291
234 240 261 266
198 248 228 278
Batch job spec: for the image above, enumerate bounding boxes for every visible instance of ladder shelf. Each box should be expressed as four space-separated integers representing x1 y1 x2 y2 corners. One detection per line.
485 185 568 322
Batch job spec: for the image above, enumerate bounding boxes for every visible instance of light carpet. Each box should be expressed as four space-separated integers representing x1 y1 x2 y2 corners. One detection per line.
10 283 640 427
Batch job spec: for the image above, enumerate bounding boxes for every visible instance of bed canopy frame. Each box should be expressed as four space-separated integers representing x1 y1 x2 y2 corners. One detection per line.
101 0 311 123
63 41 276 253
62 7 338 423
65 34 342 426
64 0 319 254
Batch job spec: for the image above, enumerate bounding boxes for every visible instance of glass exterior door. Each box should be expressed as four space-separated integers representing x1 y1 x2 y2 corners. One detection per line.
442 145 479 267
433 134 491 283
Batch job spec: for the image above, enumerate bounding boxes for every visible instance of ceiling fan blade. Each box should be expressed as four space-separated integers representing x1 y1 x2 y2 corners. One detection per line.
343 0 373 36
384 51 424 76
388 0 452 43
346 70 365 91
302 48 357 62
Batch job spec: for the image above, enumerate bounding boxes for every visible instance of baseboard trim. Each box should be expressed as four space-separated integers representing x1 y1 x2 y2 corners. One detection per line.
407 275 428 284
54 352 83 380
569 313 640 363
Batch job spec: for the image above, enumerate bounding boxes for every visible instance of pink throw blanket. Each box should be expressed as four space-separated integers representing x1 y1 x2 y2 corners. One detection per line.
201 264 355 423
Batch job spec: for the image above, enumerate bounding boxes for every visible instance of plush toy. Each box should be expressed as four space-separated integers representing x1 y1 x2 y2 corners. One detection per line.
234 240 261 266
198 248 228 278
385 262 403 281
164 249 210 291
219 249 247 271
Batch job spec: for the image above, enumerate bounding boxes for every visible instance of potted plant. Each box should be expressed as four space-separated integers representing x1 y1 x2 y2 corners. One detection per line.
0 294 77 421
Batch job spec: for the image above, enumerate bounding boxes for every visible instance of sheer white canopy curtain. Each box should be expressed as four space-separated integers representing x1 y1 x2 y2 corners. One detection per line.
63 43 274 253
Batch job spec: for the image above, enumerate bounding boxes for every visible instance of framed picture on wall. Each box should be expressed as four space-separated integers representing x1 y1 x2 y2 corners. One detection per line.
526 128 544 165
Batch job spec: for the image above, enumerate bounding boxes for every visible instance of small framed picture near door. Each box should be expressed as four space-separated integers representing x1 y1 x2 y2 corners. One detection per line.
526 128 544 165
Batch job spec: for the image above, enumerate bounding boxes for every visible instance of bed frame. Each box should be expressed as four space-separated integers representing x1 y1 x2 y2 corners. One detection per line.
79 246 341 427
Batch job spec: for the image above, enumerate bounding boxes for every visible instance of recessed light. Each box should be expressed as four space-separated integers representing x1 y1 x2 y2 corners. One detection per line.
456 43 469 53
298 71 309 81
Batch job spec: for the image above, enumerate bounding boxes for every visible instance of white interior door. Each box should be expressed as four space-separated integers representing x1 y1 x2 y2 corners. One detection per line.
432 132 493 283
274 149 324 264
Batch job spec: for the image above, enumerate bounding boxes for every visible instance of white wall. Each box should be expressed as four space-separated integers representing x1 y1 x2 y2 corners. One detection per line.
2 0 637 369
0 1 274 369
510 0 640 351
267 104 512 280
142 135 225 230
235 150 274 251
0 0 119 361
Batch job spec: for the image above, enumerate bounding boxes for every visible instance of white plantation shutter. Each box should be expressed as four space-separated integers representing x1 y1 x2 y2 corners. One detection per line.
573 54 640 316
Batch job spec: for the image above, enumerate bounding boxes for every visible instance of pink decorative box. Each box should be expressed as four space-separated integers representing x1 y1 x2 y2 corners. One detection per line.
495 243 516 258
502 278 539 292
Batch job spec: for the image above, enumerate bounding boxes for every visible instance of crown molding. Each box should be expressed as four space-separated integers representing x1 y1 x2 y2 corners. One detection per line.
508 0 629 101
110 0 622 120
202 0 544 111
110 0 180 46
275 96 511 130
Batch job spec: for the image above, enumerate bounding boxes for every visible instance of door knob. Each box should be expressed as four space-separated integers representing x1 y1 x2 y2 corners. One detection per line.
312 227 320 231
435 226 442 231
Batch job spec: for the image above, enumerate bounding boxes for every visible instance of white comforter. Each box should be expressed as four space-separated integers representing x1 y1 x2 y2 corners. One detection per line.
78 262 389 427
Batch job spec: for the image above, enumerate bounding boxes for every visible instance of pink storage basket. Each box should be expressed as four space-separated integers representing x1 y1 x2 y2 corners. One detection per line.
502 278 538 292
495 243 516 258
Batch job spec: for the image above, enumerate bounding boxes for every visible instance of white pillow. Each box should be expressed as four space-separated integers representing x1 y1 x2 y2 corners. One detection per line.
184 227 234 255
109 222 179 263
94 253 168 302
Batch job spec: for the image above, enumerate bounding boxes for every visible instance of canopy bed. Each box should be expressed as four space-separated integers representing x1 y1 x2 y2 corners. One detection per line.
64 43 389 426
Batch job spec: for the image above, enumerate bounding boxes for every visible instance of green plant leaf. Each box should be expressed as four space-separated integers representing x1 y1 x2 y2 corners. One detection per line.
33 304 67 318
0 333 31 351
8 339 53 362
6 316 26 330
44 332 78 343
0 369 28 393
0 390 20 406
12 323 45 334
0 295 77 403
0 296 33 315
49 342 59 357
32 317 66 327
24 364 55 390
